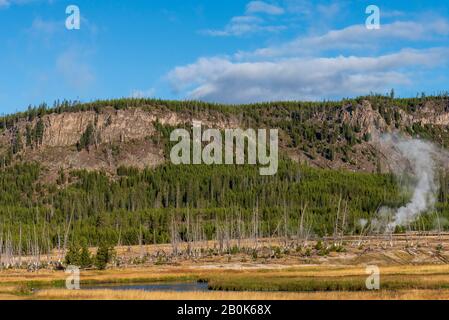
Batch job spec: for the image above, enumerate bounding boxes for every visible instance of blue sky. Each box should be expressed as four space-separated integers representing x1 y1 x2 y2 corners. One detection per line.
0 0 448 114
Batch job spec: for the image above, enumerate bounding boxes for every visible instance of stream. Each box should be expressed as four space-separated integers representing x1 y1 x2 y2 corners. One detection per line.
83 282 210 292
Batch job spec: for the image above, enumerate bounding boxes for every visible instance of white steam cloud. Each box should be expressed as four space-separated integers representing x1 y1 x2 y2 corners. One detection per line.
379 134 444 231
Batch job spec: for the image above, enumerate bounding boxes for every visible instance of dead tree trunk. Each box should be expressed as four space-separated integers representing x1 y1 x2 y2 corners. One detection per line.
170 213 178 256
63 209 74 257
253 201 259 250
298 203 308 245
139 223 144 259
283 200 288 247
333 195 342 244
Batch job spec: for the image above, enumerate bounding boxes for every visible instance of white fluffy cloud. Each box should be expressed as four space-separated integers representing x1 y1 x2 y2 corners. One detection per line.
201 1 286 37
175 8 449 103
168 48 449 103
236 20 449 59
245 1 284 15
202 15 286 37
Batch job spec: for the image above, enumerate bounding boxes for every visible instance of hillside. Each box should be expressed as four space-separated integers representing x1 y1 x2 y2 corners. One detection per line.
1 95 449 253
1 95 449 178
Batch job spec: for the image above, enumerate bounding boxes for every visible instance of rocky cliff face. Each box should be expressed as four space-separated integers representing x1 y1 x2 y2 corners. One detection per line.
14 107 238 148
0 106 242 179
1 99 449 178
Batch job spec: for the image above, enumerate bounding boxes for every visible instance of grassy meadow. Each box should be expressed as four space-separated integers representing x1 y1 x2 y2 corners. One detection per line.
2 263 449 300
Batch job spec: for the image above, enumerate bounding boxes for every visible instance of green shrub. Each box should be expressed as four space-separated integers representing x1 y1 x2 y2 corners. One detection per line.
79 239 92 268
314 241 324 251
95 242 115 270
64 243 81 266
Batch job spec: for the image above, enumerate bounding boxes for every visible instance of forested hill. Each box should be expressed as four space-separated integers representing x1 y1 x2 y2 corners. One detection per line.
1 94 449 250
1 94 449 178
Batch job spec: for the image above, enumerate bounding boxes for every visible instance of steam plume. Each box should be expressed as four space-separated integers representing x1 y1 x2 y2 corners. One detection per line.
379 134 443 231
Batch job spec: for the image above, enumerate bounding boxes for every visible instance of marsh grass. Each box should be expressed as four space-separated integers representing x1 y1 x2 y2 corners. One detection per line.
204 265 449 292
4 264 449 299
32 289 449 300
207 274 449 292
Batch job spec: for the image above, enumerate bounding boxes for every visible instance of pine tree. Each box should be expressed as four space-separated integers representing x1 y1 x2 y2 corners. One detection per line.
77 123 95 151
12 131 23 154
79 238 92 268
95 242 114 270
64 243 81 265
25 125 32 147
390 88 395 99
34 119 45 146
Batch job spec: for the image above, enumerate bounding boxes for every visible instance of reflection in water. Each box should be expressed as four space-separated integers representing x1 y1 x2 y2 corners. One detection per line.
84 282 209 292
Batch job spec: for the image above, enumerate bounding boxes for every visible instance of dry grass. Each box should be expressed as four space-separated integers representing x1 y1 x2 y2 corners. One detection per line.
3 264 449 289
12 233 449 267
3 255 449 300
33 288 449 300
0 267 197 286
2 263 447 281
4 235 449 300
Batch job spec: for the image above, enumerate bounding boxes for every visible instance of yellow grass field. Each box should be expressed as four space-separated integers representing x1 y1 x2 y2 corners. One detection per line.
31 289 449 300
3 236 449 300
1 263 449 300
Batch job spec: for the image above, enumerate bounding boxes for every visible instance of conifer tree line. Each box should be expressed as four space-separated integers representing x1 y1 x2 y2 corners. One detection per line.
0 93 449 255
3 94 449 166
1 93 449 135
0 159 448 255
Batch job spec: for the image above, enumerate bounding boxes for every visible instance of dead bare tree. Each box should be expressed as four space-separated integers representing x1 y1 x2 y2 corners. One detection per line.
298 202 308 245
333 194 342 244
237 209 242 250
46 225 51 264
224 211 231 253
216 216 224 254
57 226 61 261
139 223 144 259
170 214 176 255
341 201 347 238
436 211 442 243
117 225 122 248
283 199 288 247
252 200 259 250
62 208 74 257
334 200 348 246
18 224 22 266
33 224 40 267
186 209 192 256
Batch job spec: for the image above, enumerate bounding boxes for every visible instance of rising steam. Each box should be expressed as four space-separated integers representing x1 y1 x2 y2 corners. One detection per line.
379 134 444 232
